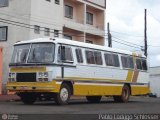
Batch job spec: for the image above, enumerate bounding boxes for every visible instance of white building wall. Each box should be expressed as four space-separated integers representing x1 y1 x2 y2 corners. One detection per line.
0 0 31 87
0 0 106 93
149 67 160 97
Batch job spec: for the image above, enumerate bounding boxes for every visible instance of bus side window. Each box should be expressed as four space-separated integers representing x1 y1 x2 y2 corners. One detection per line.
58 46 73 63
113 54 120 67
104 53 114 66
85 50 95 64
136 58 147 71
75 48 83 63
136 59 142 70
121 56 134 69
104 53 119 67
94 51 102 65
142 59 147 70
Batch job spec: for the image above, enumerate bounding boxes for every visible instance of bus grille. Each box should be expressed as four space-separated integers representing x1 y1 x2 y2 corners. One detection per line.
16 73 36 82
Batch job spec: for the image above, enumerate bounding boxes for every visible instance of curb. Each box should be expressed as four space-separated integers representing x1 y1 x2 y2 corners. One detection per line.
0 95 20 102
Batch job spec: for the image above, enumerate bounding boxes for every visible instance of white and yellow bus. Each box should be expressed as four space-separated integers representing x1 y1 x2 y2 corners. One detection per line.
7 38 150 105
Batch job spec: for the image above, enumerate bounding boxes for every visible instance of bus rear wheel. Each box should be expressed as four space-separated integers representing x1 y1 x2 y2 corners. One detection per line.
20 93 37 105
113 85 130 103
86 96 102 103
54 83 71 105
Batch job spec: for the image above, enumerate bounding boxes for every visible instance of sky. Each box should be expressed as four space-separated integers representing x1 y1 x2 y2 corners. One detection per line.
105 0 160 67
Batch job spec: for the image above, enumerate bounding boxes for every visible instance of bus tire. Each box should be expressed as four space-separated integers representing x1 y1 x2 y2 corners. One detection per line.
20 93 37 105
113 85 130 103
54 83 71 105
86 96 102 103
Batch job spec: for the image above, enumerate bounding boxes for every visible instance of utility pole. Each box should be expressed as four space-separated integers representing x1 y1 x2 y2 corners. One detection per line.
107 23 112 47
144 9 147 57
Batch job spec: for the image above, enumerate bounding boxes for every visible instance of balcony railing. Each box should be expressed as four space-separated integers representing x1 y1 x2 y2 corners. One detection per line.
85 0 106 8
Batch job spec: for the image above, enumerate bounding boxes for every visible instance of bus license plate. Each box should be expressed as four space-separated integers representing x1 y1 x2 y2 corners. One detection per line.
20 86 28 90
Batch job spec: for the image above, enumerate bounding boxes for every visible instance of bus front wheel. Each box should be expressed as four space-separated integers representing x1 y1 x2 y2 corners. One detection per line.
86 96 102 103
20 93 37 105
54 83 71 105
113 85 130 103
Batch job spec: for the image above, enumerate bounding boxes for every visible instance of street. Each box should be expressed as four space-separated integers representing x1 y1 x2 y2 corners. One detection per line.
0 97 160 120
0 97 159 114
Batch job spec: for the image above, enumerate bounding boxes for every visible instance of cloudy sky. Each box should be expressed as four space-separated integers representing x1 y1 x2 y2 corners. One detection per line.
106 0 160 67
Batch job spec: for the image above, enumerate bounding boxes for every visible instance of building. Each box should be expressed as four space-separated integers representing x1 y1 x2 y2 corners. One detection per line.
0 0 106 93
149 67 160 97
0 47 2 95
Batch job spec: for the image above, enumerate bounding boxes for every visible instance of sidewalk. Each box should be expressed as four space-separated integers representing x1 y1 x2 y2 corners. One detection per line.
0 94 20 102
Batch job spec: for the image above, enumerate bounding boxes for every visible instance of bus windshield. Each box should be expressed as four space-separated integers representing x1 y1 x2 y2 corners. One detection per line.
11 43 55 64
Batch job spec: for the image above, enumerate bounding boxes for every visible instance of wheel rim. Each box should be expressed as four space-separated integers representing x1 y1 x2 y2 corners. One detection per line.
60 88 69 102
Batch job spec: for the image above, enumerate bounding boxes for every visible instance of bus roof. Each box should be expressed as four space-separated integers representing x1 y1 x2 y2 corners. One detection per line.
14 38 143 57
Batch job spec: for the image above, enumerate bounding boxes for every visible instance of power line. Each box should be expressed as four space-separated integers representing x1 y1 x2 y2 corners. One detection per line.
0 11 105 32
0 20 103 39
112 36 143 47
0 17 63 32
0 20 32 29
0 20 65 37
111 30 144 38
0 11 64 27
148 45 160 48
2 16 160 49
112 39 141 49
148 12 160 24
0 17 34 27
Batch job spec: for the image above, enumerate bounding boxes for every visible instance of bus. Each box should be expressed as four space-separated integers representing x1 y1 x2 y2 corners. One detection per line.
7 38 150 105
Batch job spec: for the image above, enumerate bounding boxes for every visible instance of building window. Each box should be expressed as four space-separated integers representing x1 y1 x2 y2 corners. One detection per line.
64 34 72 40
0 0 9 7
65 5 73 19
75 49 83 63
44 28 50 36
34 25 40 34
86 12 93 25
86 40 93 44
0 26 7 41
55 0 60 4
54 30 59 37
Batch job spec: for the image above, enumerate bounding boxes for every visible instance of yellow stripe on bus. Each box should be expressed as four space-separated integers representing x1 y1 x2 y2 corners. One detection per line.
126 70 134 82
10 67 46 73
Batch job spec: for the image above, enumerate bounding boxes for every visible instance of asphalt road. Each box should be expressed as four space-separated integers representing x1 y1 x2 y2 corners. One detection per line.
0 97 160 120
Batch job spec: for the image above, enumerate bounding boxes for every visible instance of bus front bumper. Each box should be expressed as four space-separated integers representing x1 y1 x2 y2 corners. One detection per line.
6 81 60 93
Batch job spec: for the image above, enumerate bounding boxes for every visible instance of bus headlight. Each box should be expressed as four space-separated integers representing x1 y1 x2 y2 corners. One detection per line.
37 72 49 82
38 72 43 78
8 73 16 82
44 72 48 78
